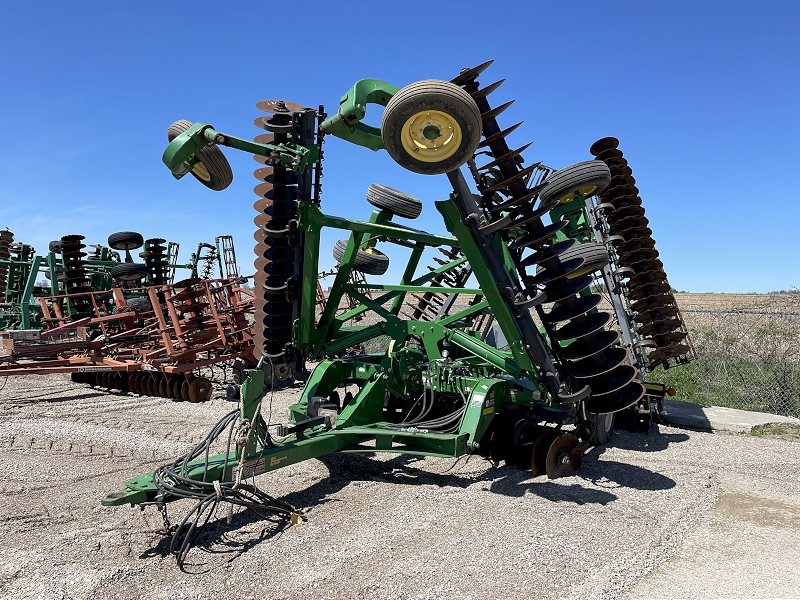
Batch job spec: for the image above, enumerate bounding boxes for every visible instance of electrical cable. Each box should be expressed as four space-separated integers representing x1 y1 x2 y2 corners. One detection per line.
153 407 304 567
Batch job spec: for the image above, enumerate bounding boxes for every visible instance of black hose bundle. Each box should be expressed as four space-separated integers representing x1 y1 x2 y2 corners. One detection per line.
153 409 305 567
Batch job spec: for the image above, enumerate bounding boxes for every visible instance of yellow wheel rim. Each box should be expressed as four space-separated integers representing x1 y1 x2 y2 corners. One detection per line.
191 156 212 182
400 110 463 163
559 184 597 203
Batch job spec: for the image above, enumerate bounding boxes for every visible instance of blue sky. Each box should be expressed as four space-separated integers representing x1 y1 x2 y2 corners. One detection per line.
1 1 797 293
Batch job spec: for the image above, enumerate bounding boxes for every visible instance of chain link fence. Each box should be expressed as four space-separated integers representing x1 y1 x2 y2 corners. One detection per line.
658 293 800 418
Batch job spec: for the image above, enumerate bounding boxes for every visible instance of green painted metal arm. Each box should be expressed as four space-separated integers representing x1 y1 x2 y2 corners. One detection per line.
162 122 319 179
320 79 399 151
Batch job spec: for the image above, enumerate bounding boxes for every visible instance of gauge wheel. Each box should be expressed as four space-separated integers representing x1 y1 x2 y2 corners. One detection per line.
365 183 423 219
540 161 612 205
108 231 144 251
110 263 150 282
332 239 389 276
167 119 233 191
381 80 482 175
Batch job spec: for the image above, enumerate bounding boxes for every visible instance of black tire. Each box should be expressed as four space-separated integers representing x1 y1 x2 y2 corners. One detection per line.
366 183 423 219
48 240 63 253
588 411 615 445
167 119 233 191
332 239 389 276
124 296 152 312
540 161 612 205
108 231 144 251
537 242 609 279
110 262 150 281
381 80 482 175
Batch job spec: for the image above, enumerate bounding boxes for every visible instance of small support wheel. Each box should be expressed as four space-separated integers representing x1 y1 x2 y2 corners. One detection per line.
365 183 423 219
381 80 482 175
167 120 233 191
110 263 150 282
540 161 612 205
108 231 144 251
333 239 389 276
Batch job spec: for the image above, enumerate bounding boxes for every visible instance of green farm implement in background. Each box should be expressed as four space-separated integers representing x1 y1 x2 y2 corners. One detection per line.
103 60 694 565
0 229 239 331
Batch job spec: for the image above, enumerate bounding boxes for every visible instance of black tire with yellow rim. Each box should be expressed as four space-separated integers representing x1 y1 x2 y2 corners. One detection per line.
332 239 389 276
381 80 482 175
539 160 612 205
167 120 233 191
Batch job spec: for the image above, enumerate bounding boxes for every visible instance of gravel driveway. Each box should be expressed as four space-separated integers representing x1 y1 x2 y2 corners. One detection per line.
0 373 798 599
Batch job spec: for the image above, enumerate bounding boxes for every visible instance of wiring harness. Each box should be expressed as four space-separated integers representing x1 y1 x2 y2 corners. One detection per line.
153 408 305 567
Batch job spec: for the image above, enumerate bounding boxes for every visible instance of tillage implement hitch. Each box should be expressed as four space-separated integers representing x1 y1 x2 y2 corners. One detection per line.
103 61 693 565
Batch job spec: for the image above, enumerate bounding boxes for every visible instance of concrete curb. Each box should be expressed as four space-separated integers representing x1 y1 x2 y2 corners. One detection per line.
660 399 800 433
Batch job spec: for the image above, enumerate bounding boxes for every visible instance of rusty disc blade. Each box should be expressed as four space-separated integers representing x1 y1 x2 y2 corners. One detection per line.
545 433 580 479
256 99 305 114
589 137 619 156
254 182 274 198
189 377 212 402
180 380 191 402
253 167 274 182
531 429 560 477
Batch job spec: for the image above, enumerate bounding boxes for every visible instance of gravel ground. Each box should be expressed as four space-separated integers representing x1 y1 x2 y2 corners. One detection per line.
0 373 798 599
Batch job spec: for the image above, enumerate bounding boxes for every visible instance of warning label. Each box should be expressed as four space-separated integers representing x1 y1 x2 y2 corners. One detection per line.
240 457 266 479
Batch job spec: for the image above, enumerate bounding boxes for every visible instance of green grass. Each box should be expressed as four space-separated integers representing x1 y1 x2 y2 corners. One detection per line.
750 423 800 442
657 351 800 418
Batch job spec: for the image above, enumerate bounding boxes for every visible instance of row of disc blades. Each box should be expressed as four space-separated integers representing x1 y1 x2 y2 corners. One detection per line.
252 100 303 368
453 61 644 416
480 412 583 479
402 247 468 321
71 370 213 402
59 234 94 320
141 238 168 285
0 230 14 295
589 137 693 366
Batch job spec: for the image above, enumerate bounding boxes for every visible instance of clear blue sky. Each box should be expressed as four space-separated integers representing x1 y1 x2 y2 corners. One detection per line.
1 1 797 293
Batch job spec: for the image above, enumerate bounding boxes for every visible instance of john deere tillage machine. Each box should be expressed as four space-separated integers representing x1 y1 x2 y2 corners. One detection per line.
103 62 693 564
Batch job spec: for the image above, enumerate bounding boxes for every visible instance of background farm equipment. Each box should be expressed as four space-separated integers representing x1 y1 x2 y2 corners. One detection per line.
0 229 240 332
0 276 257 401
103 61 694 565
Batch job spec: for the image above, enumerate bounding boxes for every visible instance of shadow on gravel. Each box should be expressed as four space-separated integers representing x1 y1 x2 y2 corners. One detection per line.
580 459 677 491
140 509 291 574
136 429 684 571
10 391 109 404
609 428 691 453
